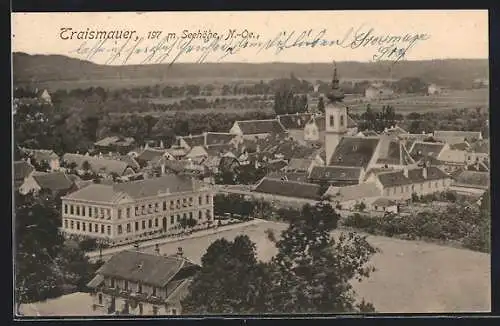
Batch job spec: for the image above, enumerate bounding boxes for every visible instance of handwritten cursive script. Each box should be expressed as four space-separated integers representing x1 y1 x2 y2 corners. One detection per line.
68 25 430 66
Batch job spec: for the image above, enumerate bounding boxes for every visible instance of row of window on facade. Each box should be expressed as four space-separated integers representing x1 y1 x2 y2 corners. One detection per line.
64 210 212 234
329 114 346 128
384 179 447 196
64 220 112 235
97 294 175 315
64 195 211 219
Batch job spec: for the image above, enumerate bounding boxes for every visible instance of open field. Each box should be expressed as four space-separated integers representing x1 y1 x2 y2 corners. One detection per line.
107 88 487 117
143 95 273 105
346 89 489 114
139 220 490 313
26 77 281 91
109 107 275 117
30 77 401 92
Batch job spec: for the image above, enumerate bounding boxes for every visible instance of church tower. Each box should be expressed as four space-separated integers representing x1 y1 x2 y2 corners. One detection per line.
324 61 348 166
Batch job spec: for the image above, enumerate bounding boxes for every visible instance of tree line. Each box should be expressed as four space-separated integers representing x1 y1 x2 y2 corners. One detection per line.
342 194 490 253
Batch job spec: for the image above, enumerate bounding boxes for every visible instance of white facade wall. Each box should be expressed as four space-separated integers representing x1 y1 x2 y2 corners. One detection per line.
61 190 215 243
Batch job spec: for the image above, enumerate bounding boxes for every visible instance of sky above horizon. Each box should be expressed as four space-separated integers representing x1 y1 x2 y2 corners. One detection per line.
12 11 488 65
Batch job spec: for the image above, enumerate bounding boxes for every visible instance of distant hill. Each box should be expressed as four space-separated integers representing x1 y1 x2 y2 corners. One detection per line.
13 52 489 88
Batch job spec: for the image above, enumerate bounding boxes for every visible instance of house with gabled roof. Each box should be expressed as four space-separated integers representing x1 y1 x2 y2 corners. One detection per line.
308 165 365 187
95 136 136 154
365 166 452 200
324 182 382 210
62 153 138 178
229 119 287 141
465 139 489 164
371 136 416 169
18 171 76 196
327 136 381 169
252 177 324 207
19 148 60 171
87 248 200 316
135 148 174 167
449 170 489 196
177 132 237 151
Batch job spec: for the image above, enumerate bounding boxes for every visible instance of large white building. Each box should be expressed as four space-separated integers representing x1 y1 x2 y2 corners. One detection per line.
60 175 215 244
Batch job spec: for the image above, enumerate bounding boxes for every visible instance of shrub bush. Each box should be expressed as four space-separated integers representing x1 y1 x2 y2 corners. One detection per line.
342 202 490 253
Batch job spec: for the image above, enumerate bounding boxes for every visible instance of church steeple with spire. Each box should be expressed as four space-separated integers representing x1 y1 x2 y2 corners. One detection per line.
327 61 345 103
324 60 348 166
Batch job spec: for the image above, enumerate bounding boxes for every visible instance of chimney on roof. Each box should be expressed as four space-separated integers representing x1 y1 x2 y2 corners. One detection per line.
161 163 165 175
177 247 184 258
160 140 164 149
422 167 428 179
154 244 160 255
403 167 409 178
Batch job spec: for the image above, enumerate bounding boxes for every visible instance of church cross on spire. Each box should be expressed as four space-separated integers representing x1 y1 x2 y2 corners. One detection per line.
327 60 345 103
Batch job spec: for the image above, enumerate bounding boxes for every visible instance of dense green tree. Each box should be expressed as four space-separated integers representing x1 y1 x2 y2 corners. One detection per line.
181 236 271 313
183 203 378 314
265 203 377 313
15 193 101 310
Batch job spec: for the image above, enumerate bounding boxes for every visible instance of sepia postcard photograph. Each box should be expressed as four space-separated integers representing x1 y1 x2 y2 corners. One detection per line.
11 10 491 317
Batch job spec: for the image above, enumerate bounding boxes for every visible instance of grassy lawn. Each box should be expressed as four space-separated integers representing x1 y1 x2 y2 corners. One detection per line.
143 220 490 313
